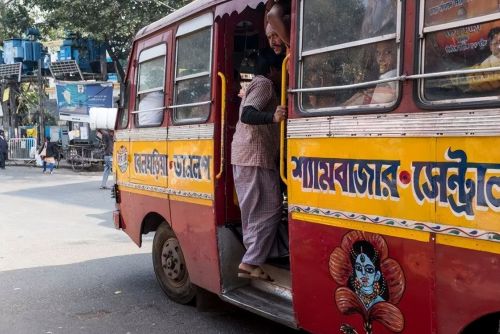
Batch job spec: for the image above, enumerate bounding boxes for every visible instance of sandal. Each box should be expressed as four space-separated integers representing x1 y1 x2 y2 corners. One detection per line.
237 266 273 282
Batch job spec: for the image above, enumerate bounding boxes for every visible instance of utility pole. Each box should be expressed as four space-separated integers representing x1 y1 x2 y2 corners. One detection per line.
38 58 45 143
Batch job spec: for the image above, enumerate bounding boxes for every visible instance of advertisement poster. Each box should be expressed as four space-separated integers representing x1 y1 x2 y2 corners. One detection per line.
55 81 113 122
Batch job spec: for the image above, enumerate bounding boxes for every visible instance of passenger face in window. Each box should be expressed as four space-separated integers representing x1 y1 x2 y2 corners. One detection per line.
375 41 396 76
266 23 286 56
489 30 500 59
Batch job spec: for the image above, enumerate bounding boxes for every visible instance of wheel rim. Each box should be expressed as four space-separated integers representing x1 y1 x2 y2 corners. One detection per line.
160 237 186 287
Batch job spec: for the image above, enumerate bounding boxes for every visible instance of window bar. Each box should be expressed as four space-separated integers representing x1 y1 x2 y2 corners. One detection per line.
168 100 212 109
290 66 500 93
406 66 500 80
131 106 168 114
289 76 404 93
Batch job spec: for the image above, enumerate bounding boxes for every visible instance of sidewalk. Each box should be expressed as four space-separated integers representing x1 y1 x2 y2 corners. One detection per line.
5 158 103 172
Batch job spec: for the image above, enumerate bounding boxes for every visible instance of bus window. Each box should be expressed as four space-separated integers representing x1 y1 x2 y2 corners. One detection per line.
420 1 500 104
424 0 500 27
135 44 167 127
173 22 212 124
298 0 399 113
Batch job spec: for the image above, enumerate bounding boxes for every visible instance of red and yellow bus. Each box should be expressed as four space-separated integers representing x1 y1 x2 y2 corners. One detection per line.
113 1 500 333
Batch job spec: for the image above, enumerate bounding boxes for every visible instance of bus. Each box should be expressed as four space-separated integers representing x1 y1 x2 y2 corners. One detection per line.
112 1 500 333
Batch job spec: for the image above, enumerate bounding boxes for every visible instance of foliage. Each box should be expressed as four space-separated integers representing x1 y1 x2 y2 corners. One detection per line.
23 0 192 79
0 2 34 43
15 84 37 125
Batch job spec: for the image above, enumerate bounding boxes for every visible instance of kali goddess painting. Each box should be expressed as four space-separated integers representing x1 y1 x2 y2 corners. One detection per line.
329 231 405 334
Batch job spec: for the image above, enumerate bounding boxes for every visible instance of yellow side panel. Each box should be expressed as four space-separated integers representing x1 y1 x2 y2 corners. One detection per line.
288 137 436 224
167 139 214 198
114 139 131 183
129 140 168 188
288 136 500 247
435 137 500 233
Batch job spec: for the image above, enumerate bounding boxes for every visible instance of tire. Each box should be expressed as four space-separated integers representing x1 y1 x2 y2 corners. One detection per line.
152 223 197 304
71 154 85 171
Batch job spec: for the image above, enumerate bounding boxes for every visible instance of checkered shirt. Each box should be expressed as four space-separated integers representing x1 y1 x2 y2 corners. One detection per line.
231 75 280 170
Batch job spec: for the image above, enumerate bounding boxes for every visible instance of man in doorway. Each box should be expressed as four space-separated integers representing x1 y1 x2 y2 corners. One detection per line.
265 22 287 57
231 53 286 281
265 0 291 52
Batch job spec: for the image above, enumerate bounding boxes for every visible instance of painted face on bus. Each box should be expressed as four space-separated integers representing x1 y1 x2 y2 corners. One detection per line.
266 23 285 55
354 252 381 291
375 42 396 75
490 32 500 58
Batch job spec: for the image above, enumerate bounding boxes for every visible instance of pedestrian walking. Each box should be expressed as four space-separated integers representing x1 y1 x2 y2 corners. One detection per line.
0 130 8 169
38 137 58 174
97 129 114 189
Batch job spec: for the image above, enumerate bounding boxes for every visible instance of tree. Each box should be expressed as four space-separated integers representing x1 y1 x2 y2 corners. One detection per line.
0 2 34 43
24 0 192 81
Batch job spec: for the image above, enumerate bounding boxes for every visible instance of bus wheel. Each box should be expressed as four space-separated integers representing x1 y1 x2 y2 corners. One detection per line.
152 223 196 304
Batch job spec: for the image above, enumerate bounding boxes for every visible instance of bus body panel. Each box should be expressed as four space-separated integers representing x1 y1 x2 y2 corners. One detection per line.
170 198 221 294
167 138 220 293
435 243 500 333
119 190 170 246
287 132 500 332
289 219 434 334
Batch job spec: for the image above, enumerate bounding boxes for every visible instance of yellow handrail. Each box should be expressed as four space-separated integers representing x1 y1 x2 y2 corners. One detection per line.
216 72 227 180
280 55 290 185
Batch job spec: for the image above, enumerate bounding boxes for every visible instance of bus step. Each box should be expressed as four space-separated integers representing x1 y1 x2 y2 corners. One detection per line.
221 285 296 328
256 264 291 297
224 222 243 245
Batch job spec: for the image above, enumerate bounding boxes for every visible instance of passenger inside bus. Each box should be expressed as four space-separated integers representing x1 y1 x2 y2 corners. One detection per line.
231 52 287 282
468 27 500 91
175 76 211 120
137 91 164 126
343 40 397 106
303 69 337 109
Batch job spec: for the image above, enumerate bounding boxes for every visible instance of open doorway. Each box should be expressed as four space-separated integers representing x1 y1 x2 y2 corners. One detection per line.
216 3 291 305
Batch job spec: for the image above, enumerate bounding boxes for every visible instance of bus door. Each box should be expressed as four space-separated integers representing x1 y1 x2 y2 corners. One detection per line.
212 2 296 327
215 8 267 224
166 12 220 294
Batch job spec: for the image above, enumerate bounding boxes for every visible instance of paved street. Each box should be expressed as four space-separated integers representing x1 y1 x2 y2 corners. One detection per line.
0 165 297 334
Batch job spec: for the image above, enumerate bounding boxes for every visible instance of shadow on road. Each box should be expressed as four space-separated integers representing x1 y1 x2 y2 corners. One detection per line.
2 179 111 210
0 253 299 334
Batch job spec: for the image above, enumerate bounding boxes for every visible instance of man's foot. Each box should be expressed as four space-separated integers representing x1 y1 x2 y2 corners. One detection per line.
237 263 273 281
99 186 108 190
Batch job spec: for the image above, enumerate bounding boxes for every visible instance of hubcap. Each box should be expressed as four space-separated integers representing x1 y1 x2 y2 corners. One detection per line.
160 238 184 284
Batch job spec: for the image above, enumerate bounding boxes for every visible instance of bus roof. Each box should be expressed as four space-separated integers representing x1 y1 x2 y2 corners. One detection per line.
135 0 264 40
